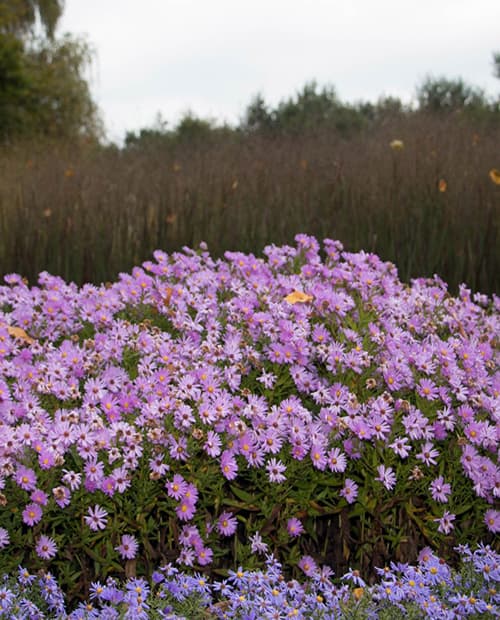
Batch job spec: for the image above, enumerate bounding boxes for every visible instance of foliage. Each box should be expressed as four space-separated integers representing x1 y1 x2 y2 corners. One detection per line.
415 76 490 113
0 1 102 142
0 0 64 40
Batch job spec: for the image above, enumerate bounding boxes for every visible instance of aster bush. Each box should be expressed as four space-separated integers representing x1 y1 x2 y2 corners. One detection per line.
0 235 498 608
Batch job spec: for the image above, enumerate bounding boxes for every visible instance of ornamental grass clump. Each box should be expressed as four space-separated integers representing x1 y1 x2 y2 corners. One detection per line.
0 234 498 608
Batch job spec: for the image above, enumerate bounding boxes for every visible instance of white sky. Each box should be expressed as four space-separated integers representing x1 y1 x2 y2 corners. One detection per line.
59 0 500 144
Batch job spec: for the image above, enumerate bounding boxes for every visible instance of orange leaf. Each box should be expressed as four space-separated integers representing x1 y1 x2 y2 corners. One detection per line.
6 325 35 344
438 179 447 193
284 290 313 304
489 169 500 185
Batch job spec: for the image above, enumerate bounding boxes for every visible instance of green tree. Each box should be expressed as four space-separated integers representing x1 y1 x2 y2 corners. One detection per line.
0 0 102 141
241 93 274 132
416 76 488 112
0 0 64 40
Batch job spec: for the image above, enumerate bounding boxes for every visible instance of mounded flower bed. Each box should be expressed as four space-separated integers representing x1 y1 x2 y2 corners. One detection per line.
0 235 498 616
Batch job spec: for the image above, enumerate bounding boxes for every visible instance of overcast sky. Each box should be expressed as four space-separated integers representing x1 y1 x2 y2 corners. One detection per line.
59 1 500 143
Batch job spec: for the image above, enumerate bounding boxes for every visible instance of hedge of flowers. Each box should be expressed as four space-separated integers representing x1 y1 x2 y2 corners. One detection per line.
0 234 498 614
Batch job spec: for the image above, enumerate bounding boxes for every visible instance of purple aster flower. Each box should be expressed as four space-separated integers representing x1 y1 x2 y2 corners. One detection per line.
0 527 9 548
340 478 358 504
217 511 238 536
257 370 277 389
15 465 37 491
22 502 43 526
250 532 268 554
417 378 439 400
220 451 238 480
62 469 82 491
389 436 411 458
197 546 213 566
30 488 49 505
287 518 305 537
84 504 108 531
176 498 196 521
484 509 500 533
430 476 452 503
375 465 397 490
310 445 327 470
327 447 347 472
416 441 439 466
115 534 138 560
38 448 56 470
166 474 187 500
35 534 57 560
435 510 456 534
52 485 71 508
298 555 318 577
203 430 222 457
266 457 287 483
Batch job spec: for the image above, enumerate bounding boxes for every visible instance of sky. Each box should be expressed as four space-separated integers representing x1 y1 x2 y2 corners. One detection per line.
59 0 500 144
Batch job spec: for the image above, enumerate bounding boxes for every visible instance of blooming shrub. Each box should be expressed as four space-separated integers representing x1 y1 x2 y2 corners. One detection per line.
0 235 498 607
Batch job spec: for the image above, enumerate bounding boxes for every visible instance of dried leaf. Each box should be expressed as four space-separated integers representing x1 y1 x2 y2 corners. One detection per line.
284 290 313 304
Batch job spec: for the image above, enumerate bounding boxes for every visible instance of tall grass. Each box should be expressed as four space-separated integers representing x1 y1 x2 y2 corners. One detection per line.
0 112 498 293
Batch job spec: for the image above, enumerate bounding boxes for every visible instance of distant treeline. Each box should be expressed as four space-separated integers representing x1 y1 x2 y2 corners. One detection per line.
124 76 500 149
1 0 499 145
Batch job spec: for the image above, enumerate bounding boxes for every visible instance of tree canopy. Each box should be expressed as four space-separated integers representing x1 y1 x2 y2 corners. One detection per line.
0 0 102 142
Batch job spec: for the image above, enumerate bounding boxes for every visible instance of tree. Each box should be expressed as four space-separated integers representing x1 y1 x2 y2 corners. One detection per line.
0 0 102 141
0 0 64 40
241 93 273 132
416 76 488 112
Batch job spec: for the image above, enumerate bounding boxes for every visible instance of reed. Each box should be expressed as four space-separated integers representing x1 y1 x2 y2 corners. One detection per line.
0 112 498 293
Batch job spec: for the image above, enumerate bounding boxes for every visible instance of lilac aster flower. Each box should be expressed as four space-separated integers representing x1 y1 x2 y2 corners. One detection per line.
484 509 500 533
266 457 287 483
0 527 9 548
115 534 138 560
197 546 213 566
220 451 238 480
15 465 37 491
84 504 108 531
22 502 43 526
435 510 456 534
416 441 439 466
389 436 411 458
327 447 347 472
166 474 187 500
298 555 318 577
417 378 439 400
217 511 238 536
340 478 358 504
375 465 397 490
250 532 268 554
35 534 57 560
287 518 305 537
52 485 71 508
30 488 49 505
176 499 196 521
430 476 452 503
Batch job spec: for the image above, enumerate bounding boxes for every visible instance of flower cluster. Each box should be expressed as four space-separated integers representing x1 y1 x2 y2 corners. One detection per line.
0 544 497 618
0 235 498 592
